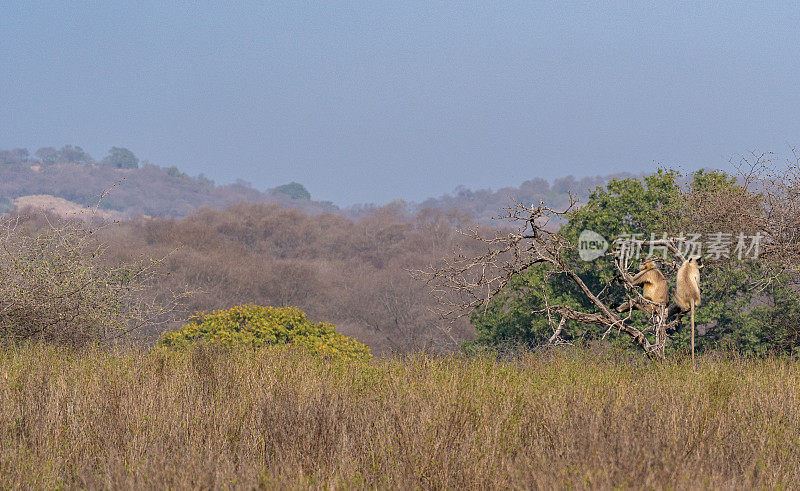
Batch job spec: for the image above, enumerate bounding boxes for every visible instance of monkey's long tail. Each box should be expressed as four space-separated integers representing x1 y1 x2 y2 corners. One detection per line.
690 300 695 368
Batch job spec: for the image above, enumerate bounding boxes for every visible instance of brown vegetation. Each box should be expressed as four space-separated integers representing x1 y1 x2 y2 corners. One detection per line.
1 344 797 488
3 197 491 353
81 203 487 353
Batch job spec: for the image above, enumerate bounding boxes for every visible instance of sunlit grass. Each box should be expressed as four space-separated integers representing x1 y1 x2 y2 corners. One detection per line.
0 344 797 488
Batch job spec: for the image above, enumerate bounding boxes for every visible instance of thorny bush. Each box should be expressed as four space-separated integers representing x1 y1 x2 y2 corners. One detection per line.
0 215 179 345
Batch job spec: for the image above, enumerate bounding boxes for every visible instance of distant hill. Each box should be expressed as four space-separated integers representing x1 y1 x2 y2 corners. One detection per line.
0 145 335 217
414 174 638 223
1 145 634 220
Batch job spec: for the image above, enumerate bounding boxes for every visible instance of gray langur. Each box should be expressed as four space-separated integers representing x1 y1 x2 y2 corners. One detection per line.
616 259 669 314
669 256 703 364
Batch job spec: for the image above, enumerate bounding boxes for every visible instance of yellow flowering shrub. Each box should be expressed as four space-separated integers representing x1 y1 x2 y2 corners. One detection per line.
160 304 371 360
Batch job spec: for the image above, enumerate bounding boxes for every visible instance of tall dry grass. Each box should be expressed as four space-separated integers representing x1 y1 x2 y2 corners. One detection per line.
0 344 798 488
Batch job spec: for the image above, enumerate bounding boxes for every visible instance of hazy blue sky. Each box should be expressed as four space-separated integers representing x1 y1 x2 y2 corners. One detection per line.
2 2 799 205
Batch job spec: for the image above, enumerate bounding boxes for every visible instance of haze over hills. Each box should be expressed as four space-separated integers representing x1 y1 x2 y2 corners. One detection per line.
0 145 337 217
1 145 633 221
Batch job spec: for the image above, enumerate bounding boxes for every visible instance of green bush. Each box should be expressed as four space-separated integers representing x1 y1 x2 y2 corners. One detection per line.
160 304 371 360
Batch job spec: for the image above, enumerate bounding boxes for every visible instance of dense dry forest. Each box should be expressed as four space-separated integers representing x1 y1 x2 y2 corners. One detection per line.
103 204 487 353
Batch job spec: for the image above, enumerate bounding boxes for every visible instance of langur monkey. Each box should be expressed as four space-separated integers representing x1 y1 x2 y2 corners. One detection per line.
673 256 703 364
616 258 669 314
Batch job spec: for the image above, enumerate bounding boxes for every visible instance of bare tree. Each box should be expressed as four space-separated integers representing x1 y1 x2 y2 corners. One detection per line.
731 151 800 271
685 150 800 292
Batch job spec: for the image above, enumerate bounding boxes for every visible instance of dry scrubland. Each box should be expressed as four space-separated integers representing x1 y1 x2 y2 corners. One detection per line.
1 344 798 489
4 203 482 353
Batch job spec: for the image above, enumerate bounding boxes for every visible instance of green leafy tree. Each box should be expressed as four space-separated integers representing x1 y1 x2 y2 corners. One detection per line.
469 264 589 348
727 283 800 355
103 147 139 169
273 182 311 200
471 169 799 355
166 166 188 179
58 145 93 164
34 147 59 165
0 148 29 165
473 170 684 348
563 169 683 240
